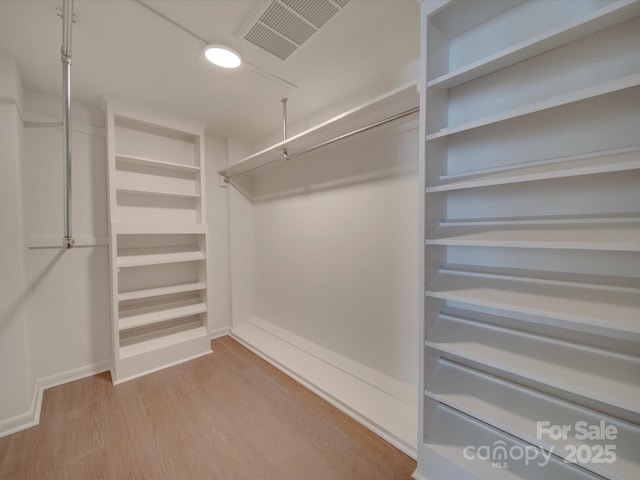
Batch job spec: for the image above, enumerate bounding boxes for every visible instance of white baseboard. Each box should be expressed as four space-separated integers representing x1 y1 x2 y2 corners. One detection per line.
1 323 231 437
37 359 112 391
412 471 430 480
209 326 231 340
231 317 418 459
0 359 111 439
0 399 41 439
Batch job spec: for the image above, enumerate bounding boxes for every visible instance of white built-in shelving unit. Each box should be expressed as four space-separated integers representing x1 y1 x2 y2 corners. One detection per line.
417 1 640 479
103 98 211 384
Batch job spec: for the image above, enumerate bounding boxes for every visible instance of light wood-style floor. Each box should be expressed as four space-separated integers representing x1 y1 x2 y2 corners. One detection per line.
0 336 416 479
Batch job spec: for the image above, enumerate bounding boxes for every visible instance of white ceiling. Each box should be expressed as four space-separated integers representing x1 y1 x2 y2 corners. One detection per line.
0 0 419 143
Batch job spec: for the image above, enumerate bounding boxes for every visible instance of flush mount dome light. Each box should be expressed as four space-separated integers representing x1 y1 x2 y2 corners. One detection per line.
204 45 241 68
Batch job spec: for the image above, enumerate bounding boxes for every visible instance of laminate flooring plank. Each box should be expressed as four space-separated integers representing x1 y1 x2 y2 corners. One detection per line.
153 362 275 480
0 336 416 479
217 336 416 479
191 353 346 480
59 449 111 480
0 425 36 479
104 391 173 479
213 339 382 478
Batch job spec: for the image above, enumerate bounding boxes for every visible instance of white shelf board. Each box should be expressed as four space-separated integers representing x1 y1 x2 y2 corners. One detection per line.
119 297 206 331
425 266 640 340
426 313 640 415
218 81 418 178
428 0 640 90
118 282 206 302
119 319 208 359
112 223 207 235
116 154 199 173
425 360 639 480
426 146 640 192
427 216 640 251
116 186 200 199
424 405 596 480
427 73 640 140
117 246 204 268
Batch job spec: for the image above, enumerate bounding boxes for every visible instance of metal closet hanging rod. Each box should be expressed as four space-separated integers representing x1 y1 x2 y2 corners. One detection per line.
224 106 419 181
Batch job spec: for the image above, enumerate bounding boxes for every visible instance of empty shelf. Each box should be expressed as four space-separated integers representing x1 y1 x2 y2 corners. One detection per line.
427 216 640 251
116 154 200 173
112 223 207 235
426 73 640 140
426 146 640 192
119 296 206 331
118 282 206 302
428 1 640 90
426 266 640 340
117 246 204 267
119 318 208 359
426 359 640 480
424 405 596 480
426 312 640 415
116 187 200 199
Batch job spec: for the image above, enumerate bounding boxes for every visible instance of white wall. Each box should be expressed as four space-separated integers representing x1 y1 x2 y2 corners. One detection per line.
255 59 419 151
21 92 112 382
0 52 34 430
205 135 232 334
227 138 258 328
250 123 419 385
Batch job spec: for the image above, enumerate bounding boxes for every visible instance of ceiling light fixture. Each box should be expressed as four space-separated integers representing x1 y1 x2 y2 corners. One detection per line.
133 1 295 86
204 45 241 68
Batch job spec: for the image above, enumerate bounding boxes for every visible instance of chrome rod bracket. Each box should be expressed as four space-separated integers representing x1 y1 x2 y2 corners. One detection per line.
55 8 76 22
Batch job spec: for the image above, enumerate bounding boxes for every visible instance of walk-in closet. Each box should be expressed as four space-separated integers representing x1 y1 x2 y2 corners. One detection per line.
0 1 638 479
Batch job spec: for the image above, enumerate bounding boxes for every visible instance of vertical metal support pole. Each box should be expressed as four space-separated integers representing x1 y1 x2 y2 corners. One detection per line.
62 0 74 248
280 98 289 160
62 58 73 248
281 97 288 140
281 98 289 161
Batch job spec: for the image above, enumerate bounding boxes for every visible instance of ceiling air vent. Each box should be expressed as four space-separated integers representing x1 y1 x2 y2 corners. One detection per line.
240 0 351 61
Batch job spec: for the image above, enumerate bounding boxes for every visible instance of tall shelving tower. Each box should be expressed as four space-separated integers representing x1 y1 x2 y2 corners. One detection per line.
417 1 640 479
103 98 211 384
